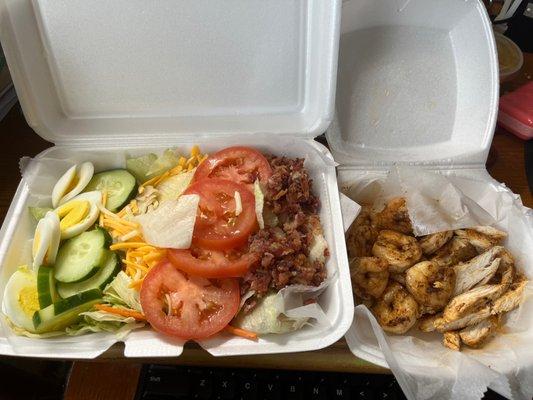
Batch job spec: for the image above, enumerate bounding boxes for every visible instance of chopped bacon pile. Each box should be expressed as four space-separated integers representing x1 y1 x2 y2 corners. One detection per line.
242 156 328 312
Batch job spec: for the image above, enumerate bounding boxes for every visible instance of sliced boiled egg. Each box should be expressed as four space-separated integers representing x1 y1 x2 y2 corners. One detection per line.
55 191 101 239
32 211 60 270
52 162 94 208
2 266 39 332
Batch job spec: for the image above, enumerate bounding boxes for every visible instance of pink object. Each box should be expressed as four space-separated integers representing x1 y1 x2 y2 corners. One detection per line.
498 82 533 140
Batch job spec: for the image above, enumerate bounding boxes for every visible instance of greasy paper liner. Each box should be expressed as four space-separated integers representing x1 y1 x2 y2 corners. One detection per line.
340 167 533 400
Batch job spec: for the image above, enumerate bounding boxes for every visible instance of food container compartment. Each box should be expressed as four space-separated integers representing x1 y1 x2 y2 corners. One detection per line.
328 0 533 397
0 0 354 358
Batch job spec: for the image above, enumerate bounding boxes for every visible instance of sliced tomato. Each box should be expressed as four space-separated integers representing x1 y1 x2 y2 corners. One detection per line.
193 146 272 190
185 178 257 251
168 247 258 278
140 260 240 340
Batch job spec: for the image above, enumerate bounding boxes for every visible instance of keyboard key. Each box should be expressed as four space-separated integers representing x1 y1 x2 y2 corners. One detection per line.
376 390 395 400
330 384 350 398
239 373 258 400
260 374 281 400
214 372 236 400
191 370 213 400
283 374 304 400
308 378 328 400
353 387 374 399
144 366 189 399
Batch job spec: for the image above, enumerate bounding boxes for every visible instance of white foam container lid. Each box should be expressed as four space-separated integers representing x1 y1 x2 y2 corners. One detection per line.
0 0 355 358
328 0 498 168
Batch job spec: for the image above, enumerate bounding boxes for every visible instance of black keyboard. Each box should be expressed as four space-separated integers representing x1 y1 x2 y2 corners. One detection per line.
135 364 508 400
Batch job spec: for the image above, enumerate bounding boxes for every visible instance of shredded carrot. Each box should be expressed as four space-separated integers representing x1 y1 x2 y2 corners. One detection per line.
224 325 258 341
95 304 146 321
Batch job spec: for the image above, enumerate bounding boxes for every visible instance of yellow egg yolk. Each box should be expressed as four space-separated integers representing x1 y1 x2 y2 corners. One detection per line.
58 200 90 231
18 286 39 317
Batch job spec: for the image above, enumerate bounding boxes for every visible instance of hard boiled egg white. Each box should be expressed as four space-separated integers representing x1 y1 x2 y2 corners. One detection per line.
2 267 39 332
32 211 60 270
55 191 101 239
52 162 94 208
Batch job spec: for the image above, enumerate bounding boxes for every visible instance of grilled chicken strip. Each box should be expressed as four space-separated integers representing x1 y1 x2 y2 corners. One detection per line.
453 246 506 296
454 226 506 252
459 315 500 348
443 331 461 351
443 284 505 322
491 275 528 315
436 307 491 332
431 237 478 269
419 231 453 256
418 313 443 332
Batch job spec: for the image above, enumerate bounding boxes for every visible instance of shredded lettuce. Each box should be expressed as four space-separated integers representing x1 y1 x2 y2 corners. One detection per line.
146 149 180 176
102 271 142 312
156 170 195 201
126 153 158 183
66 273 145 338
232 293 308 334
66 310 144 339
126 149 180 183
28 207 53 222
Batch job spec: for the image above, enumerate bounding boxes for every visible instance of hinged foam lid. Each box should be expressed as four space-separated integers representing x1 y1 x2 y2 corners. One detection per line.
0 0 341 144
327 0 499 166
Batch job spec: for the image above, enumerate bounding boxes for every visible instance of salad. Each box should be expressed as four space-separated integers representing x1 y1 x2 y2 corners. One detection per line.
2 146 329 341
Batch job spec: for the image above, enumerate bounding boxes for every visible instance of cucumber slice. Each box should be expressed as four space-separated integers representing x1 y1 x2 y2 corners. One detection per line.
84 169 137 212
54 229 108 283
29 207 53 222
57 251 120 299
32 289 102 332
37 265 58 308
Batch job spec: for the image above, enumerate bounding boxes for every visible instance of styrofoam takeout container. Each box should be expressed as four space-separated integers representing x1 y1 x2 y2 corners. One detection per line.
328 0 532 375
0 0 355 358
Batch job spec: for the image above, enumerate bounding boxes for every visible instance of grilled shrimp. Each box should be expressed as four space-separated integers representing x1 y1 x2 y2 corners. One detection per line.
454 226 506 253
372 230 422 273
346 206 379 258
405 261 455 314
346 224 379 258
350 257 389 300
431 237 477 268
373 197 413 235
418 231 453 255
372 282 419 334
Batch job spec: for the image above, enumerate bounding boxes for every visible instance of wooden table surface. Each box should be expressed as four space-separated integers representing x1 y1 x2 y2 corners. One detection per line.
0 53 531 399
